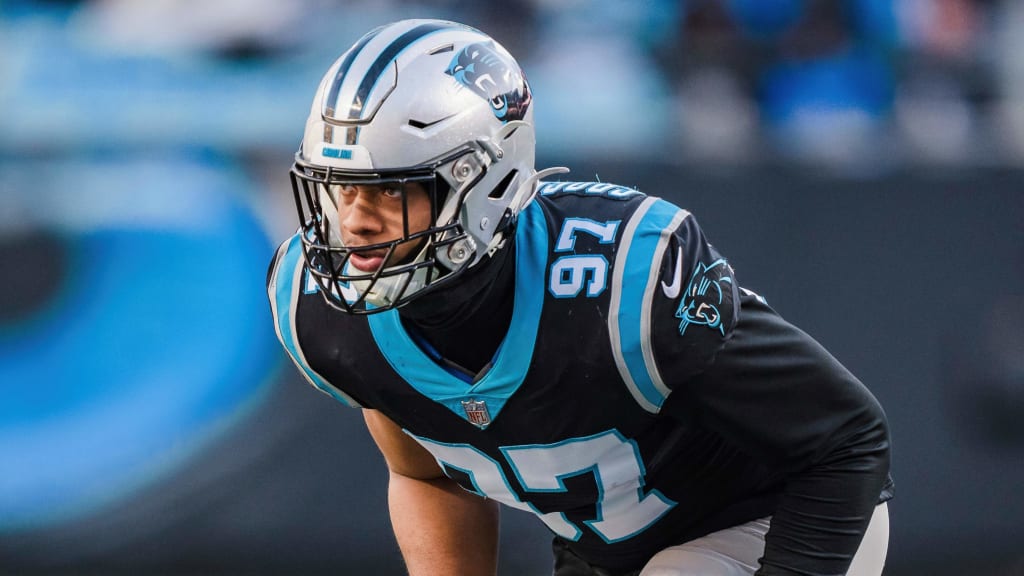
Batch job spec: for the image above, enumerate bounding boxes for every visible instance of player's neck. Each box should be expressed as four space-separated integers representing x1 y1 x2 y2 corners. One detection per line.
399 243 516 376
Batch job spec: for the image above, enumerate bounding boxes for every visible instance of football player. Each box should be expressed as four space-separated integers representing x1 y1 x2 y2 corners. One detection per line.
267 19 893 576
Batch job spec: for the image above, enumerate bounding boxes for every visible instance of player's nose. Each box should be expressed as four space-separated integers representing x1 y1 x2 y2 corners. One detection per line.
339 188 385 240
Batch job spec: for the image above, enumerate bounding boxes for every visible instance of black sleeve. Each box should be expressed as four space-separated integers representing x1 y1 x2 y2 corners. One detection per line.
663 294 891 575
637 208 892 575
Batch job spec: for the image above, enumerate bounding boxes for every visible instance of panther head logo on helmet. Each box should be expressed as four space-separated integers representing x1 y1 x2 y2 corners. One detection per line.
445 42 532 122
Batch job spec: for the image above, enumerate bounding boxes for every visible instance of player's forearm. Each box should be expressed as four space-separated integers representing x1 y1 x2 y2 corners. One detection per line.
757 416 891 575
388 471 500 576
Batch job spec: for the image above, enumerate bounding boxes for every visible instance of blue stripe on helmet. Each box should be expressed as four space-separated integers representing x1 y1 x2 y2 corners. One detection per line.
347 21 457 123
324 26 383 117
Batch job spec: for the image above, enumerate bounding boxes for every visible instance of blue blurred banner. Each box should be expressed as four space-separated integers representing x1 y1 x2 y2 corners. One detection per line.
0 154 282 531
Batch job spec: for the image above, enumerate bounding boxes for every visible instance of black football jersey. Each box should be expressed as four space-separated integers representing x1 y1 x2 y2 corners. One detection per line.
267 182 892 574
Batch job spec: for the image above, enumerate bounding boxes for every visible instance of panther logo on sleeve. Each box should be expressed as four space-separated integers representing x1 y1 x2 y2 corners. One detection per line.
446 42 532 122
676 259 734 336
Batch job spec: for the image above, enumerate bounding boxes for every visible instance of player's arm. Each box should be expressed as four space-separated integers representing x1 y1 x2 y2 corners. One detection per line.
633 209 889 574
363 409 500 576
667 296 890 575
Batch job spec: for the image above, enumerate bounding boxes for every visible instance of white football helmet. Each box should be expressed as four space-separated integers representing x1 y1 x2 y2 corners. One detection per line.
290 19 563 314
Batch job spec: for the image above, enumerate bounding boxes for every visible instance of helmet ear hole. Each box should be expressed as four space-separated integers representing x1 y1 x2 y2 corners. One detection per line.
489 169 518 199
433 174 452 222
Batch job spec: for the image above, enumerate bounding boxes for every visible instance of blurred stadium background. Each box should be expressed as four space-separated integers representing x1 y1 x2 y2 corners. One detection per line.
1 0 1022 574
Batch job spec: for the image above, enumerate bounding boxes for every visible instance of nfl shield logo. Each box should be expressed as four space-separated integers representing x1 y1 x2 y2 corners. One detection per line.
461 399 491 428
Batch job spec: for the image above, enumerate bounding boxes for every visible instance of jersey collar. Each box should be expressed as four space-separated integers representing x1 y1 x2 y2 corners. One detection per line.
366 201 547 428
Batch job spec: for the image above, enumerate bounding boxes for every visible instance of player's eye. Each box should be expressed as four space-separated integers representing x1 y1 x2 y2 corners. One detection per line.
327 184 357 201
381 185 403 199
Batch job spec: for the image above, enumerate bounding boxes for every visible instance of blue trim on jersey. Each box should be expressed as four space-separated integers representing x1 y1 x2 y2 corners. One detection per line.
273 235 360 407
367 202 547 427
614 199 684 411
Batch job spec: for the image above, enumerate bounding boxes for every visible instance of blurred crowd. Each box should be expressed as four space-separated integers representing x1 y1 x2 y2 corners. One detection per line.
1 0 1021 172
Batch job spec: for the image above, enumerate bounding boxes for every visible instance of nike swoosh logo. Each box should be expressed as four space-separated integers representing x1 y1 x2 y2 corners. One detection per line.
661 246 684 299
408 113 458 130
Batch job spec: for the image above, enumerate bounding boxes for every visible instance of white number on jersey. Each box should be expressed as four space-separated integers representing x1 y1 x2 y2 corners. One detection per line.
548 218 620 299
409 430 676 543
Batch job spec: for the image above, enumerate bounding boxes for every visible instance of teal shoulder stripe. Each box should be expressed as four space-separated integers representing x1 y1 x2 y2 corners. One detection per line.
608 198 690 413
367 201 548 427
270 234 361 408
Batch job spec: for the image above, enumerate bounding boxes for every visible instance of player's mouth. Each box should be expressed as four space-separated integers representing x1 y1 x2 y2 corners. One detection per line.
348 249 388 272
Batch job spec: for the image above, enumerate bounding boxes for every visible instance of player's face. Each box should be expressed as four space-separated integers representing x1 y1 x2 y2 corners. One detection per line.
335 182 433 272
